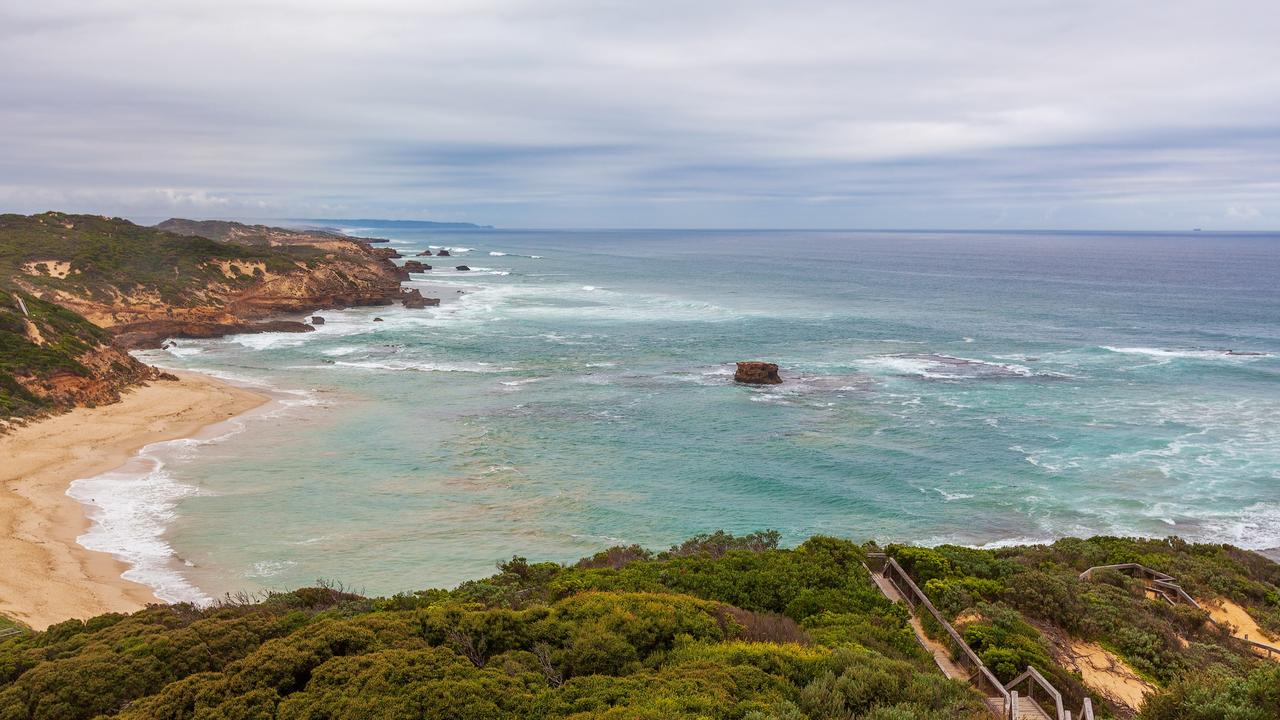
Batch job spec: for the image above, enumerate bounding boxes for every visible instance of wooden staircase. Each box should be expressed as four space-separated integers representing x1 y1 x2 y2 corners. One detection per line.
867 553 1093 720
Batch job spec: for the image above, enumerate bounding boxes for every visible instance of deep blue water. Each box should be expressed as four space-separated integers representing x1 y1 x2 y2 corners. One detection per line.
72 228 1280 601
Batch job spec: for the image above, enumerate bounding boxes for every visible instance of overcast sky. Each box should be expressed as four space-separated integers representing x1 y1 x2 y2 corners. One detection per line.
2 1 1278 229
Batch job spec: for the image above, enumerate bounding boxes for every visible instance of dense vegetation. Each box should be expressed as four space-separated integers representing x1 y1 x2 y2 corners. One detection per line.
0 213 314 303
0 533 988 720
0 532 1276 719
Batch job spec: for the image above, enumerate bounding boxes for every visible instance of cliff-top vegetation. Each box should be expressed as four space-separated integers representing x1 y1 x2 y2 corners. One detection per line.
0 532 1276 720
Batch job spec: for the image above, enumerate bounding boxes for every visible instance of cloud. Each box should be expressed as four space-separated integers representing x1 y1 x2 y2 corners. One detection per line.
1226 204 1263 219
1 0 1278 228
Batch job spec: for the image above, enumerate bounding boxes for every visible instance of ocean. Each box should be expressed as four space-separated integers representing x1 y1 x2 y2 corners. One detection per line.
69 227 1280 604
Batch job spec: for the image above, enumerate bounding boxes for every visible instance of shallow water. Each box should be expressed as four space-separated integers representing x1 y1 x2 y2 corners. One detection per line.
79 228 1280 602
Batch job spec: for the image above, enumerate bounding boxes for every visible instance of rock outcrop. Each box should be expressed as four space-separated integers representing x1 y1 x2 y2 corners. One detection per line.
455 265 471 271
417 250 434 256
311 316 325 325
2 213 407 349
734 361 782 385
437 249 451 257
400 289 441 309
112 320 314 349
402 260 431 272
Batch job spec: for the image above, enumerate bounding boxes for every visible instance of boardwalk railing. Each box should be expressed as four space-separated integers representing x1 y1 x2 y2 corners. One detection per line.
1080 563 1280 660
868 553 1011 717
0 627 24 640
1007 666 1065 719
1078 563 1201 608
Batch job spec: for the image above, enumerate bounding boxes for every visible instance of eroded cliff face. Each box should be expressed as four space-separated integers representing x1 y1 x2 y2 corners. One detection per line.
0 214 421 420
1 289 166 423
4 214 406 349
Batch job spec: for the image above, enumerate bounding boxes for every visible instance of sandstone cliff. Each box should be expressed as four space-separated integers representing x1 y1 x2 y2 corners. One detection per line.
0 212 413 420
2 213 405 349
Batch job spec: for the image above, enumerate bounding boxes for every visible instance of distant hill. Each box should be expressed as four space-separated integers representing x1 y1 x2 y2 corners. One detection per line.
156 218 354 246
303 217 493 230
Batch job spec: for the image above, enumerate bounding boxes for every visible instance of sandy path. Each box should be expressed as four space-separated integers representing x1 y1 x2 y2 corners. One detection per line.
1203 598 1278 645
0 372 267 630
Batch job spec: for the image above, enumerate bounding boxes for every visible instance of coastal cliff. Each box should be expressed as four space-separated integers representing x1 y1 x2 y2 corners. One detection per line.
0 212 408 421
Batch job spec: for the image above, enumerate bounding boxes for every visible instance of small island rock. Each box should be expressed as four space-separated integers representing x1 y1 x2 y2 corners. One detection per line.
734 361 782 385
311 316 325 325
455 265 471 271
437 249 451 257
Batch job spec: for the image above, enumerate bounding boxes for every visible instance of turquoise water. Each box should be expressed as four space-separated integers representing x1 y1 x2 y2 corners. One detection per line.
74 228 1280 602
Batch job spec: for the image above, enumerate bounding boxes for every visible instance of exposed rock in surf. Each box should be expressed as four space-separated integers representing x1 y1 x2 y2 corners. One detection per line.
373 317 383 322
437 249 451 257
455 265 471 271
402 260 431 272
310 316 325 325
417 250 434 256
401 289 440 309
734 361 782 385
112 320 314 349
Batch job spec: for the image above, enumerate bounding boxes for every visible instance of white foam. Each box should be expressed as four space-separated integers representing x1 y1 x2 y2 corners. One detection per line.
63 411 274 608
332 359 507 373
489 251 507 256
500 377 545 387
246 560 298 578
1102 346 1271 361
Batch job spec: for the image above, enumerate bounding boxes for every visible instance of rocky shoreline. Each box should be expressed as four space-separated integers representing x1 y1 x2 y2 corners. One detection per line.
1 213 442 420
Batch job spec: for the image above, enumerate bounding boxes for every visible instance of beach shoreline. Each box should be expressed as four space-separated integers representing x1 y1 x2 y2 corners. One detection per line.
0 371 268 630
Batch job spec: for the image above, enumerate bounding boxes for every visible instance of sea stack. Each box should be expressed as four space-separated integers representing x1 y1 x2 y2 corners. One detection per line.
310 316 325 325
400 288 440 308
734 361 782 385
437 249 451 257
456 265 471 271
417 249 433 256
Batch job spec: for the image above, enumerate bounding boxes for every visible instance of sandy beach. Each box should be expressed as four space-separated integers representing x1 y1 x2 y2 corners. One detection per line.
0 371 267 630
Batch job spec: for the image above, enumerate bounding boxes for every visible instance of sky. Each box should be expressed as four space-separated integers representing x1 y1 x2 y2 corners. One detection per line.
2 0 1279 229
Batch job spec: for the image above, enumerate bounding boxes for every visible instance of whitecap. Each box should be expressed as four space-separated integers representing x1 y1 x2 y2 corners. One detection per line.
1101 346 1271 361
246 560 297 578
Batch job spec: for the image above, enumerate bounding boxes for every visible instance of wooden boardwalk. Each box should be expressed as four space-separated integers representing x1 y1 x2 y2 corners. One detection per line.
868 555 1075 720
871 571 974 681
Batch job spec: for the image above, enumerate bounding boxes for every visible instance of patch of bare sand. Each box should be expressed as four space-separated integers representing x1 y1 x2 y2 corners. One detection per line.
1063 641 1155 714
1036 623 1154 717
1202 597 1277 644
